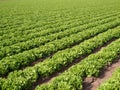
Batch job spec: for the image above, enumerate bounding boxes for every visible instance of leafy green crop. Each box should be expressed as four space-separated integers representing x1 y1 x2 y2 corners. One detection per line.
1 0 120 89
36 32 120 90
98 68 120 90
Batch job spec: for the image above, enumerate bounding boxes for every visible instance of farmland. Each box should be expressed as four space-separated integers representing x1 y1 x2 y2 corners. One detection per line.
0 0 120 90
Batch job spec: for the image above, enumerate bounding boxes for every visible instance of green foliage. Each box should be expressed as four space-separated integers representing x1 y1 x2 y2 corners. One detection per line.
1 0 120 89
0 18 120 76
1 26 120 89
36 33 120 90
98 68 120 90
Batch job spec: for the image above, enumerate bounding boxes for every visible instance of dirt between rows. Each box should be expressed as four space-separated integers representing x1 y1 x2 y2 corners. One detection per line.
83 58 120 90
31 39 116 90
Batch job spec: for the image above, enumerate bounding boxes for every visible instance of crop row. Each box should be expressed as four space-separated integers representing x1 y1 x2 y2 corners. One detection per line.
0 26 120 90
0 14 94 40
0 9 72 31
0 10 91 36
0 15 76 36
0 15 95 41
1 11 119 41
0 6 110 31
0 18 120 76
98 67 120 90
1 4 119 33
35 34 120 90
1 11 119 44
0 15 119 60
0 12 80 33
1 12 118 47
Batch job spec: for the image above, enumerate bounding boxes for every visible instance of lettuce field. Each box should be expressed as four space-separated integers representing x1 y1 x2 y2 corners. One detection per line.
0 0 120 90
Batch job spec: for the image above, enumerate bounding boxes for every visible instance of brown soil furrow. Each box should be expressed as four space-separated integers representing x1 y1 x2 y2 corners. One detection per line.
30 54 53 66
83 57 120 90
31 39 116 90
22 23 119 69
10 23 119 73
29 37 116 67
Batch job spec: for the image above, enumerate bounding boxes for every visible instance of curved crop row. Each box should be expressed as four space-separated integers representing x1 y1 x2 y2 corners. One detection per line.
0 16 118 59
0 15 96 43
0 15 93 42
0 6 110 32
0 12 118 48
1 4 119 33
98 67 120 90
0 10 89 36
0 19 120 76
1 11 119 44
0 9 72 32
0 26 120 90
1 11 119 42
35 32 120 90
0 15 76 36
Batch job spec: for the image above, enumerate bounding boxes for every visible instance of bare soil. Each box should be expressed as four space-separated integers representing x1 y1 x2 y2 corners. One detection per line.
31 39 116 90
83 58 120 90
